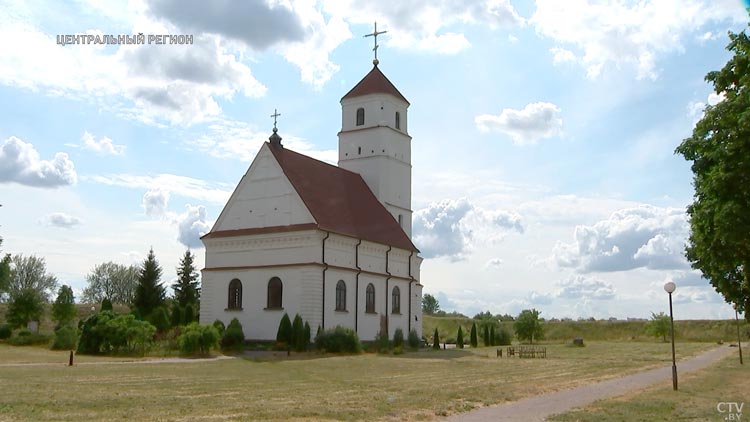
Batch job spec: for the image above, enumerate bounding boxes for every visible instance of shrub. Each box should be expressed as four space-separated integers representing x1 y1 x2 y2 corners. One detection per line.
182 305 195 324
179 323 219 356
170 304 182 327
470 322 478 348
77 310 116 354
304 321 311 349
483 325 490 346
408 329 421 349
212 319 226 336
51 324 78 350
221 318 245 352
496 328 512 346
490 325 496 346
276 313 292 346
101 298 113 311
9 329 51 346
393 328 404 348
456 326 464 349
0 324 11 340
315 326 361 353
291 314 305 352
375 329 390 353
432 328 440 349
77 311 155 355
149 306 171 333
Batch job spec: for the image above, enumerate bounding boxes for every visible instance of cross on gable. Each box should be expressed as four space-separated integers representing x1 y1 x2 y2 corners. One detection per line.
363 21 387 65
271 109 281 130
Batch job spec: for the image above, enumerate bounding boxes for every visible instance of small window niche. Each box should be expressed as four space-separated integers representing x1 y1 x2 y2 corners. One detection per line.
356 108 365 126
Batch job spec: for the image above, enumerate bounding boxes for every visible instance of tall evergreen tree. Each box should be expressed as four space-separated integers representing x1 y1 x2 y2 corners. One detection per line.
172 249 200 308
470 322 478 348
483 324 490 346
133 248 165 319
432 328 440 350
456 326 464 349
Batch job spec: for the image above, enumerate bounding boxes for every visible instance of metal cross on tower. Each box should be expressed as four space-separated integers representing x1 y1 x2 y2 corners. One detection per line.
271 109 281 130
364 21 387 66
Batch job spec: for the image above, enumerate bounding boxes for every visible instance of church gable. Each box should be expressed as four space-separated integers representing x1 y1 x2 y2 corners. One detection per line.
210 143 314 233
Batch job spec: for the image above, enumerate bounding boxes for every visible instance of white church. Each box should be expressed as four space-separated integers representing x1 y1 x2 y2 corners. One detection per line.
199 59 423 341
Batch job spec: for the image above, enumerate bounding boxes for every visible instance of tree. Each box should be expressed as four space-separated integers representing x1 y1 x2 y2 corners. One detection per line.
432 328 440 349
291 314 305 352
675 23 750 319
456 326 464 349
6 288 44 329
276 313 292 345
490 325 496 346
646 312 671 342
132 248 165 320
470 322 478 348
483 324 490 346
6 254 58 302
52 285 76 326
82 262 139 305
172 249 200 323
421 293 440 315
514 309 544 344
0 239 11 301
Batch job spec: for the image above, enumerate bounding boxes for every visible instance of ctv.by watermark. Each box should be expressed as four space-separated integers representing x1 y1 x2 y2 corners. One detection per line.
57 33 193 46
717 402 744 421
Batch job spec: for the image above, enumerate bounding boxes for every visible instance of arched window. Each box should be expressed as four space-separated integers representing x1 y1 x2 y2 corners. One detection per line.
267 277 283 309
335 280 346 311
392 286 401 314
228 279 242 310
395 111 401 129
356 108 365 126
365 283 375 313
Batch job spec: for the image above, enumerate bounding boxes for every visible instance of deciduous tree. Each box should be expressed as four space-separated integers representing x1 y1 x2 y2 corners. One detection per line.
6 288 44 328
421 293 440 315
6 254 58 302
646 312 671 342
514 309 544 344
675 22 750 319
52 285 76 326
82 262 139 305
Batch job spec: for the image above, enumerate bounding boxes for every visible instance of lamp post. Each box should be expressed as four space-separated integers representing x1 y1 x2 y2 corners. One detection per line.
736 307 744 365
664 281 677 391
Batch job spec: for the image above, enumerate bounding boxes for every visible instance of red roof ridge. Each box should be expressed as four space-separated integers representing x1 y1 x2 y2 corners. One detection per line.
341 65 409 104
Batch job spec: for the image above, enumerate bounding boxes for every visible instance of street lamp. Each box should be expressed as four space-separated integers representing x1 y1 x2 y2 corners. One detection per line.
664 281 677 391
735 305 744 365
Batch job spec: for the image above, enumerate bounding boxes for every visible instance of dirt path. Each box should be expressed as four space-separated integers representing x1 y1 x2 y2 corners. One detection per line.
440 344 737 422
0 354 234 367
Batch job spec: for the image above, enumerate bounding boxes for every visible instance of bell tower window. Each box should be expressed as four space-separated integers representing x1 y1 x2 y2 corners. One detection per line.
395 112 400 129
356 108 365 126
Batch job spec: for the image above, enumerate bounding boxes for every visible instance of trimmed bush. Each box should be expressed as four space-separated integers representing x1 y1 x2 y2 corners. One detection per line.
221 318 245 352
407 329 420 349
212 319 225 336
291 314 305 352
375 330 390 353
304 321 311 349
483 325 490 346
432 328 440 349
170 304 182 327
0 324 11 340
179 323 219 356
276 313 292 346
315 326 361 353
8 329 51 346
51 324 78 350
490 325 496 346
149 306 171 333
456 326 464 349
393 328 404 348
470 322 478 348
496 328 512 346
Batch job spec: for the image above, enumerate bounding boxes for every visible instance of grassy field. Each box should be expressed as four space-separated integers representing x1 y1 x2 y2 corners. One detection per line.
549 351 749 422
423 315 750 343
0 341 718 422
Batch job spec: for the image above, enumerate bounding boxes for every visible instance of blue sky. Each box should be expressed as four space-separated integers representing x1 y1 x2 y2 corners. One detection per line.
1 0 748 319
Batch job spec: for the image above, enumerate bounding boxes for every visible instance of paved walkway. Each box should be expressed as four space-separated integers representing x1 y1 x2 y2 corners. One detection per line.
441 345 737 422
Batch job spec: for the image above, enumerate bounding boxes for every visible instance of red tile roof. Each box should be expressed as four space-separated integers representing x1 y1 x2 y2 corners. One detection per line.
341 65 409 104
268 143 418 252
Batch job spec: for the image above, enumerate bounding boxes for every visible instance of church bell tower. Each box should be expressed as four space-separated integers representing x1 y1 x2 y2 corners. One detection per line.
337 63 413 238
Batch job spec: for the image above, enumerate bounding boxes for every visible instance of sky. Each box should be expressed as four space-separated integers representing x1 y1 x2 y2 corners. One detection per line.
1 0 749 320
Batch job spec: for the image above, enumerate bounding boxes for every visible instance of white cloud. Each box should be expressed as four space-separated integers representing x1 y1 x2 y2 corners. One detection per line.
687 91 726 125
88 173 231 204
413 197 523 260
485 258 504 269
42 212 82 228
549 47 576 65
176 204 211 248
0 136 77 188
531 0 746 80
142 188 170 217
552 204 690 273
81 131 126 155
554 274 616 300
475 102 563 145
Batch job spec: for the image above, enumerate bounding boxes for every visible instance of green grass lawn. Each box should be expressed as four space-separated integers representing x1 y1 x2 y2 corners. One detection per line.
549 351 749 422
0 341 717 421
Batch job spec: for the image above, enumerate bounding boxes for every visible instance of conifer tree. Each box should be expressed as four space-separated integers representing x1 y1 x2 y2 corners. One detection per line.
432 328 440 350
470 322 478 348
456 326 464 349
490 325 496 346
276 313 293 345
483 325 490 346
172 249 200 323
133 248 165 320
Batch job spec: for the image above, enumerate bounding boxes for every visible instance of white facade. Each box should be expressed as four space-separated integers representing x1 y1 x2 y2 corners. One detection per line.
201 66 422 342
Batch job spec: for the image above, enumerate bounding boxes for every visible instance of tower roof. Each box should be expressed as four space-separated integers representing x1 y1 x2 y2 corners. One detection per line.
341 65 409 104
